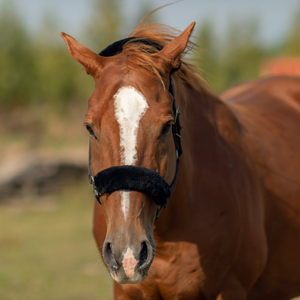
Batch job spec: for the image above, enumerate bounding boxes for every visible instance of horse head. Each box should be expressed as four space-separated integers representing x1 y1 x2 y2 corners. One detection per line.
60 22 195 284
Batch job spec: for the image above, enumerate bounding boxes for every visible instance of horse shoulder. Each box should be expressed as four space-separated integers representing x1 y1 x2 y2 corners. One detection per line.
212 96 269 291
220 76 300 299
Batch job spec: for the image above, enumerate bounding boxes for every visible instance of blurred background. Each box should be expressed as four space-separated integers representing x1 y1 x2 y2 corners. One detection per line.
0 0 300 299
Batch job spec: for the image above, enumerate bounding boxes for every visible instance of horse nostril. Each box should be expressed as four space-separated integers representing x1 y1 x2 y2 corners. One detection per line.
103 242 118 269
139 241 148 266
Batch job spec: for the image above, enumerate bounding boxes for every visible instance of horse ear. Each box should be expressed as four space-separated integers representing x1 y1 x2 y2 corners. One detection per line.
159 22 195 69
60 32 104 77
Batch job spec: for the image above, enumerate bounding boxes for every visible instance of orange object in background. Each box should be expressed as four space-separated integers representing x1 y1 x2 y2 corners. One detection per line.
261 57 300 76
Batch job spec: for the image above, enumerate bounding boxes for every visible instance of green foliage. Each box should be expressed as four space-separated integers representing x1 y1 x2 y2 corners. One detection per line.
0 2 92 110
194 18 266 93
0 0 156 111
277 7 300 55
81 0 124 51
196 8 300 93
1 1 300 110
0 2 37 106
194 6 300 94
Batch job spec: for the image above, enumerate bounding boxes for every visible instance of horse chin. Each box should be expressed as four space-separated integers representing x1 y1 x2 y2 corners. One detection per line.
110 268 148 284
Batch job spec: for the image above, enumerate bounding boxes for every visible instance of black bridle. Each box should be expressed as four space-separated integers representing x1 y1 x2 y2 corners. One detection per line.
88 37 182 220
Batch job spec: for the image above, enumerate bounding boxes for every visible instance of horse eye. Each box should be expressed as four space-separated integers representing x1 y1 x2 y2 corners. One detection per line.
85 124 96 138
160 122 172 136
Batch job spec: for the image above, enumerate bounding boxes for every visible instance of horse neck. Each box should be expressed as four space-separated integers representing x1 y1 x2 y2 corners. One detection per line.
153 84 244 238
179 84 242 169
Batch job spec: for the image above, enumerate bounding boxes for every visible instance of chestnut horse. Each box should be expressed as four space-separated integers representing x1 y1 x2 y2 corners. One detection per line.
61 18 300 300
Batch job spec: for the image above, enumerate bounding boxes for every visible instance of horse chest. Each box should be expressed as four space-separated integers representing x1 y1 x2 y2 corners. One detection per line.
121 242 205 300
155 252 204 300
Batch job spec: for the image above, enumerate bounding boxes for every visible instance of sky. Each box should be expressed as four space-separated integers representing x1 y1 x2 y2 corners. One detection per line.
1 0 300 46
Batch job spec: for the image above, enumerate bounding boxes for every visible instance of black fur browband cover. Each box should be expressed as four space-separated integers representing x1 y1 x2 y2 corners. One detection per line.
94 165 171 206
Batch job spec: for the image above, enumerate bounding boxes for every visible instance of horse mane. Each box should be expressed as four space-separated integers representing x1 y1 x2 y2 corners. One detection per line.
121 11 248 158
122 16 213 105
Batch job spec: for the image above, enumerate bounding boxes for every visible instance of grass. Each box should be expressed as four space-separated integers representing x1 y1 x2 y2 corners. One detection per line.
0 183 113 300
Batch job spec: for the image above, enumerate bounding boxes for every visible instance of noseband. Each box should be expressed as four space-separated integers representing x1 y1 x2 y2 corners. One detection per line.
88 37 182 220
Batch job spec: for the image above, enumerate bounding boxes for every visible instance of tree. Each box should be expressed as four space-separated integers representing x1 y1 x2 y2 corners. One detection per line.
81 0 124 52
0 1 37 107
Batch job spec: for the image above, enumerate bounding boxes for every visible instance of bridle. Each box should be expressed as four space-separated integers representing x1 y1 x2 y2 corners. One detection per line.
88 37 182 220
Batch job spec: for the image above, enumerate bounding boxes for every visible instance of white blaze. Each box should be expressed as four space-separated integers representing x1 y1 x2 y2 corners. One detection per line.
120 191 130 220
122 247 138 278
114 86 148 219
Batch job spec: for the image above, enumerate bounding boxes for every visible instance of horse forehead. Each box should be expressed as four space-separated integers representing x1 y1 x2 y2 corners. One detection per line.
110 82 172 123
113 86 149 138
113 86 148 112
88 65 168 121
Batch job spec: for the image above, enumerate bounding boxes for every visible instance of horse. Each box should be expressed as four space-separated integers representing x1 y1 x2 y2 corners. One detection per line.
60 16 300 300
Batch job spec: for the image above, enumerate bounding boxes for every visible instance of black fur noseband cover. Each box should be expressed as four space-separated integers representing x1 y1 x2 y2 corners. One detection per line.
94 165 171 207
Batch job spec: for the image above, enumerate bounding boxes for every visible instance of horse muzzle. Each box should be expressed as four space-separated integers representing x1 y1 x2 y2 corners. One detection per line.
103 237 155 284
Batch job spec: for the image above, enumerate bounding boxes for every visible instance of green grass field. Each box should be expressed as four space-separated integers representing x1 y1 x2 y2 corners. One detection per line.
0 183 113 300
